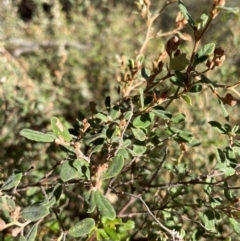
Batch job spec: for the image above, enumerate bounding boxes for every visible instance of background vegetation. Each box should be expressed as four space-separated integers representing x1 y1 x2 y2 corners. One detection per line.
1 0 240 240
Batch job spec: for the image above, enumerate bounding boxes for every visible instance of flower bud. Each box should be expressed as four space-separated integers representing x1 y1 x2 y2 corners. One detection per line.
224 93 237 106
165 36 181 55
174 49 182 57
214 47 224 56
157 61 164 72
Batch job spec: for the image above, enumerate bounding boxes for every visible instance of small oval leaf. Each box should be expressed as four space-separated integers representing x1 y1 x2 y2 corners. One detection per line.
68 218 95 238
102 155 124 180
131 128 146 141
181 94 192 106
178 0 195 29
84 191 96 213
20 129 55 143
170 53 190 71
95 190 116 220
151 107 172 120
189 84 202 93
133 113 155 129
21 204 49 221
60 160 80 182
51 117 72 142
195 43 215 65
1 171 23 190
26 224 38 241
19 236 27 241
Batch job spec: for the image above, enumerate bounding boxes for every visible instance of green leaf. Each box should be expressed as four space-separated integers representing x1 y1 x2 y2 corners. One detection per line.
170 53 190 71
1 171 22 190
172 113 186 124
95 190 116 220
229 218 240 236
102 155 125 180
20 129 55 143
126 220 135 230
104 225 120 241
96 229 110 240
216 162 235 176
117 148 130 159
178 0 195 29
95 113 108 122
188 139 201 147
218 99 229 120
68 218 95 238
51 117 72 142
208 121 228 134
189 84 202 93
170 76 185 87
195 14 208 30
60 160 84 182
109 106 120 120
84 191 96 213
91 138 105 153
122 139 131 148
181 94 192 106
21 204 49 221
232 125 239 133
141 67 150 80
194 43 215 65
129 141 147 156
26 224 38 241
200 210 221 232
83 131 106 145
200 74 217 88
217 6 239 15
175 71 186 83
133 113 155 129
137 54 145 65
124 111 132 120
131 128 146 141
45 183 62 208
209 197 222 208
128 59 134 71
151 106 172 120
166 127 193 143
215 148 225 163
19 236 27 241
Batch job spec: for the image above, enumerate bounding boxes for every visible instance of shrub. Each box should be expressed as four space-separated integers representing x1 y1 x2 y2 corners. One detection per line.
1 0 240 240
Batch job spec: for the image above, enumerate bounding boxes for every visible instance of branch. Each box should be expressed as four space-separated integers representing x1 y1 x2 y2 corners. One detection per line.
5 38 91 57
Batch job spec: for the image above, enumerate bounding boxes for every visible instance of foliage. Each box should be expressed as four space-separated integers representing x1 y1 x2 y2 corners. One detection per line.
1 0 240 240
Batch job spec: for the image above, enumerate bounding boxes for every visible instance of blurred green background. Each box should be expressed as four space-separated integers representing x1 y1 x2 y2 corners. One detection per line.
0 0 240 239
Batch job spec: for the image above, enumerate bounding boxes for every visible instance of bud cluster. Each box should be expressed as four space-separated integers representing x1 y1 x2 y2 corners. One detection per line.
206 47 225 70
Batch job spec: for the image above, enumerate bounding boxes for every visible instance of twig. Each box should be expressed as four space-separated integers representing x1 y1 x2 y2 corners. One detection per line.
5 38 91 57
131 193 182 241
52 208 66 232
117 196 138 217
146 147 168 186
112 188 183 241
138 0 179 55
